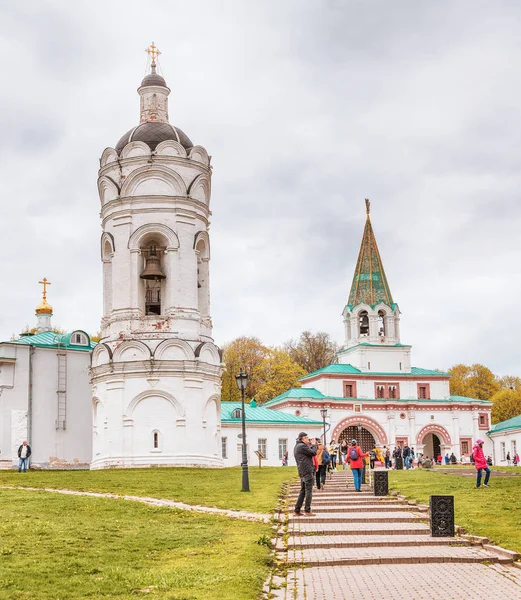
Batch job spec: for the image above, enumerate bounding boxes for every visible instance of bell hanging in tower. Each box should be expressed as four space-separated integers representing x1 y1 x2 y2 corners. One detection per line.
140 244 166 280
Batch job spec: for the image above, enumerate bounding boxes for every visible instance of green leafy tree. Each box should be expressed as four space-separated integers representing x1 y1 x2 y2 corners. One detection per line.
448 364 500 400
491 388 521 424
284 331 338 373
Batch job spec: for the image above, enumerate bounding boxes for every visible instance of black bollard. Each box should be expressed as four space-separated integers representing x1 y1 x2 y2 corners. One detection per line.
374 470 389 496
430 495 454 537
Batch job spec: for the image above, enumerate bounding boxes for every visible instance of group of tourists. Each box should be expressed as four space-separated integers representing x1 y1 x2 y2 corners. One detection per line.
506 451 520 466
293 432 368 516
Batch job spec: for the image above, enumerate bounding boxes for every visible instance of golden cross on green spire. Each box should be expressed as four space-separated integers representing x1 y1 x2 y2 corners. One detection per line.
145 42 161 68
365 198 371 218
39 277 51 300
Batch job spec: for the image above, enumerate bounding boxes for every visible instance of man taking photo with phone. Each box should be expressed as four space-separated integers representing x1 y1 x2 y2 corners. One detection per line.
293 432 317 516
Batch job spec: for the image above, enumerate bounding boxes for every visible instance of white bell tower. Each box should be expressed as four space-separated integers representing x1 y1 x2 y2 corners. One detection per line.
90 44 223 469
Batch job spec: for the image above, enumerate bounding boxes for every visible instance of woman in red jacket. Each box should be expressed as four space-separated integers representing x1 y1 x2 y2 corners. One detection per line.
473 439 490 488
347 439 369 491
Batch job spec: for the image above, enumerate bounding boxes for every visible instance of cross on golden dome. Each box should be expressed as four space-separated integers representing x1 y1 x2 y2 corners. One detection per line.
36 277 53 315
145 42 161 66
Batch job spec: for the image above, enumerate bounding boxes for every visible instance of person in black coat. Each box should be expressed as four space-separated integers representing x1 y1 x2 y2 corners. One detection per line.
293 432 317 516
17 440 32 473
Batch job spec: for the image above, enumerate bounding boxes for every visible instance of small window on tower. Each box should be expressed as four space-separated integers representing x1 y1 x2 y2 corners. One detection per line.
388 385 397 399
72 332 88 345
378 310 386 337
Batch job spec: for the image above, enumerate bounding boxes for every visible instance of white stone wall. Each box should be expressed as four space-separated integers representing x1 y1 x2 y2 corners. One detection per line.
274 403 492 459
0 343 92 469
488 428 521 465
221 424 323 467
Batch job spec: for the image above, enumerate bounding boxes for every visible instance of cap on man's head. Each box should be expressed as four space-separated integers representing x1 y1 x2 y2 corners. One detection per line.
298 432 308 440
351 439 357 445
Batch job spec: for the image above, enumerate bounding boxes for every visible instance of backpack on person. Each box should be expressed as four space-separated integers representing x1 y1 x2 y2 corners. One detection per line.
322 448 331 465
349 447 359 461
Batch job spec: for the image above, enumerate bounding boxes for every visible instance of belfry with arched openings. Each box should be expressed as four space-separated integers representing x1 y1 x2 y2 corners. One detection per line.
263 200 493 462
90 45 223 468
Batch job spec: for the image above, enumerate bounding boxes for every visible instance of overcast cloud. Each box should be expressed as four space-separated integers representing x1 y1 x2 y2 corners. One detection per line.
0 0 520 375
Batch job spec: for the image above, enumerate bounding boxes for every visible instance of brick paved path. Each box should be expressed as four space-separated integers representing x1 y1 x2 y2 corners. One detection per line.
270 470 521 599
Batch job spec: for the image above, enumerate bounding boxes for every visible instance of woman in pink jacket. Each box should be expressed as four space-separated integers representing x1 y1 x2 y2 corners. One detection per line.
347 439 369 491
473 439 491 488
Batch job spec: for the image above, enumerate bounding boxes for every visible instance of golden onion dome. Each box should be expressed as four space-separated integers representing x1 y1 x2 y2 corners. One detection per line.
35 298 53 315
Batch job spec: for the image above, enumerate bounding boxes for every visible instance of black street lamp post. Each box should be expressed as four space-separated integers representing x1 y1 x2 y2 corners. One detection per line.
320 408 328 445
235 369 250 492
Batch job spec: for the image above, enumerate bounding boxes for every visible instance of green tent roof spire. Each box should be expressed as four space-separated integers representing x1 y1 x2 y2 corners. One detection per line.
347 200 394 308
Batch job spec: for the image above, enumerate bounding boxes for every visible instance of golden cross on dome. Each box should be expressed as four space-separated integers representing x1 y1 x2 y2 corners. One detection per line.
39 277 51 300
365 198 371 217
145 42 161 65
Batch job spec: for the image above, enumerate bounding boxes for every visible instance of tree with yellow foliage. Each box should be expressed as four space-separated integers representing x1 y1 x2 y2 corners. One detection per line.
448 364 500 400
491 388 521 424
221 337 268 401
254 349 307 404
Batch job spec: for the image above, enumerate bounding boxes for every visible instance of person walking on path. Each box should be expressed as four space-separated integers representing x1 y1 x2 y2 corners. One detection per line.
315 438 328 490
339 440 348 470
282 451 289 466
347 439 368 492
328 440 338 470
514 453 520 466
403 445 411 470
507 451 511 466
17 440 31 472
293 432 317 516
384 447 391 469
473 439 491 488
369 448 376 469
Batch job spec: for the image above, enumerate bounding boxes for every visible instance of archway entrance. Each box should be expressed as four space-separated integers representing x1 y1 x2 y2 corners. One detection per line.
423 433 441 461
339 426 376 452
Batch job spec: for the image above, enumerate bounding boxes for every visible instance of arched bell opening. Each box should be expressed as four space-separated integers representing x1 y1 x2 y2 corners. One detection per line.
378 310 386 337
196 238 210 318
359 310 369 337
139 234 167 316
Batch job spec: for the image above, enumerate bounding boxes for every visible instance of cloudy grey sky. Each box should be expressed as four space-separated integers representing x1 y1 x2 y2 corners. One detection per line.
0 0 520 375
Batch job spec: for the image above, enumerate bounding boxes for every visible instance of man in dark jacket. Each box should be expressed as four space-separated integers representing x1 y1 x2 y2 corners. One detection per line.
293 432 317 516
17 440 31 472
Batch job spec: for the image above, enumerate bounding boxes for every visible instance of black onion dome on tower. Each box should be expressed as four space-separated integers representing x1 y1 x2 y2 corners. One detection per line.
140 72 167 87
115 123 193 154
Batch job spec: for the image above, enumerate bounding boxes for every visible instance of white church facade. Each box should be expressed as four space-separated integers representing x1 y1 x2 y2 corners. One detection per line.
0 48 500 470
264 200 494 461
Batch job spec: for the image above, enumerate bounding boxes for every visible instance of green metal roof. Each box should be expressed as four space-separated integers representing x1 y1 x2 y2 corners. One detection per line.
487 414 521 434
221 402 323 425
10 330 95 352
347 204 395 309
300 364 450 380
263 388 326 407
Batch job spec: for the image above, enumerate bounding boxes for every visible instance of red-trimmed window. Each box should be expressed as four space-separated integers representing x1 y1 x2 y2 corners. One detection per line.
374 383 400 399
478 413 489 430
417 383 431 400
343 381 357 398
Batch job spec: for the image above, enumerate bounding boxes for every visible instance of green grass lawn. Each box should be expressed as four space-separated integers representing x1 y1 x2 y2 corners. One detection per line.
0 467 297 513
389 469 521 554
0 480 289 600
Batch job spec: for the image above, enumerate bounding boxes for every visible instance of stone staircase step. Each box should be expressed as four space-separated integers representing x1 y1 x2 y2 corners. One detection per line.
289 521 431 536
283 545 511 567
281 534 470 550
308 504 427 513
288 511 427 524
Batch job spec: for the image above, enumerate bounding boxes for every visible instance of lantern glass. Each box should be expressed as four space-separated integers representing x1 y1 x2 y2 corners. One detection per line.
235 370 248 391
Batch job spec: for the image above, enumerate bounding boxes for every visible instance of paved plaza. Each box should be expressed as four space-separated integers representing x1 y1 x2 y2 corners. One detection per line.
270 471 521 599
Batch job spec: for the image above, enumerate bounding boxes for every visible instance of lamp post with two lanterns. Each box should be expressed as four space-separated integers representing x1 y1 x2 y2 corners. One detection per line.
235 369 250 492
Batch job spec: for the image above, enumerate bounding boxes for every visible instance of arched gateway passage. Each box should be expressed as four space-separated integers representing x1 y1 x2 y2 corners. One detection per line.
338 426 376 452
